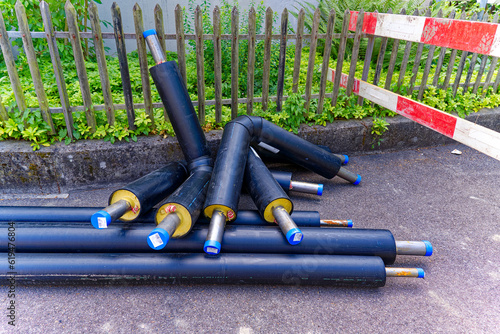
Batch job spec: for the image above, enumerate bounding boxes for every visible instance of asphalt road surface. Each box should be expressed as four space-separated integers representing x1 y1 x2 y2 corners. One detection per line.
1 143 499 333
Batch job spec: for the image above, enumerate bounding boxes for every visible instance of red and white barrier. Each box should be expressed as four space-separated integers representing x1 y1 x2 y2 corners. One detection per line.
349 11 500 57
327 68 500 161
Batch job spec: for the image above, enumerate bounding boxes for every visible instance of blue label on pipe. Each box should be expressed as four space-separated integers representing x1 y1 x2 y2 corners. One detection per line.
204 240 221 255
317 184 324 196
417 268 425 278
143 29 157 38
91 210 111 229
286 228 303 245
353 174 362 185
423 240 433 256
147 228 170 250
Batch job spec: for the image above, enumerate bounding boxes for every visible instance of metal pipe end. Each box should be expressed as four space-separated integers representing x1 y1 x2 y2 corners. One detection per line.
320 219 354 228
285 228 303 245
342 154 349 165
90 210 111 229
143 29 157 38
203 240 221 255
396 240 433 256
385 267 425 278
147 228 170 250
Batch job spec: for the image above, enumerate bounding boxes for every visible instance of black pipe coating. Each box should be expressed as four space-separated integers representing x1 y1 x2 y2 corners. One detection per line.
0 223 397 264
149 61 212 170
0 207 324 227
100 162 188 223
0 253 387 287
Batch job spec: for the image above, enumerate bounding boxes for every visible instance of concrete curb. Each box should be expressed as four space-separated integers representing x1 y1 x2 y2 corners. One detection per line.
1 108 499 194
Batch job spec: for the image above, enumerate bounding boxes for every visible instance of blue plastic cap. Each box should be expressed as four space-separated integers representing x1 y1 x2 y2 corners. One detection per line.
417 268 425 278
423 240 433 256
343 155 349 165
347 219 353 228
91 210 111 229
204 240 221 255
286 228 303 245
143 29 157 38
353 174 362 185
317 184 324 196
147 228 170 250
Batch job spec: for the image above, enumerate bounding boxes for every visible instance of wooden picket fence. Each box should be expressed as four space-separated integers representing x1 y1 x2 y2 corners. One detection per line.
1 1 499 140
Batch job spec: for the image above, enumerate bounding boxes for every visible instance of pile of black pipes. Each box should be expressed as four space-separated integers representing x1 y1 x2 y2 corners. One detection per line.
0 29 433 286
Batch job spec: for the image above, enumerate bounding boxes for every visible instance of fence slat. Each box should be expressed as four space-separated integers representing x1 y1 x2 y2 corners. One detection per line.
417 9 442 100
175 5 187 87
472 12 494 94
195 6 206 123
332 10 350 106
384 9 405 90
317 9 335 114
373 9 391 87
292 9 305 94
463 12 488 94
482 12 500 96
358 10 376 105
261 7 273 111
246 7 256 115
89 1 115 126
111 2 136 130
230 7 239 120
0 9 27 113
40 1 73 138
346 8 364 96
408 9 430 96
453 12 478 96
15 1 54 133
154 4 167 54
213 6 222 123
276 9 288 112
432 10 455 87
133 3 155 127
65 0 96 132
304 8 320 111
0 95 8 121
494 66 500 93
397 9 419 93
443 11 466 90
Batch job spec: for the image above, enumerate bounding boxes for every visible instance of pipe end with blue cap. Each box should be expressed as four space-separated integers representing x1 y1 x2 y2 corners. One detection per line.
91 210 111 229
317 184 324 196
147 228 170 250
286 228 303 245
347 219 353 227
423 240 433 256
343 155 349 165
353 174 361 185
204 240 221 255
143 29 157 38
417 268 425 278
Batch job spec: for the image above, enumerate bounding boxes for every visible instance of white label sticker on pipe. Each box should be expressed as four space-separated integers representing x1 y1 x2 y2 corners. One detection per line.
293 233 303 242
207 247 219 254
149 233 164 248
97 217 108 229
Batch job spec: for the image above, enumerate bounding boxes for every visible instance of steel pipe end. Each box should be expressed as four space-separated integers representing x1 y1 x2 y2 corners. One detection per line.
317 184 324 196
204 240 221 255
347 219 354 228
285 228 303 245
91 210 111 229
417 268 425 278
343 155 349 165
423 240 433 256
353 174 362 185
147 228 170 250
143 29 157 38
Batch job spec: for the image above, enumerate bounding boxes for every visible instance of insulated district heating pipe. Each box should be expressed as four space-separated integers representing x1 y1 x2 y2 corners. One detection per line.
242 148 303 249
0 223 432 265
0 206 353 228
0 253 424 286
90 162 187 228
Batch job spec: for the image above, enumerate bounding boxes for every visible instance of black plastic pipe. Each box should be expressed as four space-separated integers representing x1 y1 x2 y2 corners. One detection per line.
254 143 349 165
0 206 352 227
148 168 212 250
91 162 187 227
0 253 391 286
243 148 302 248
0 223 432 265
